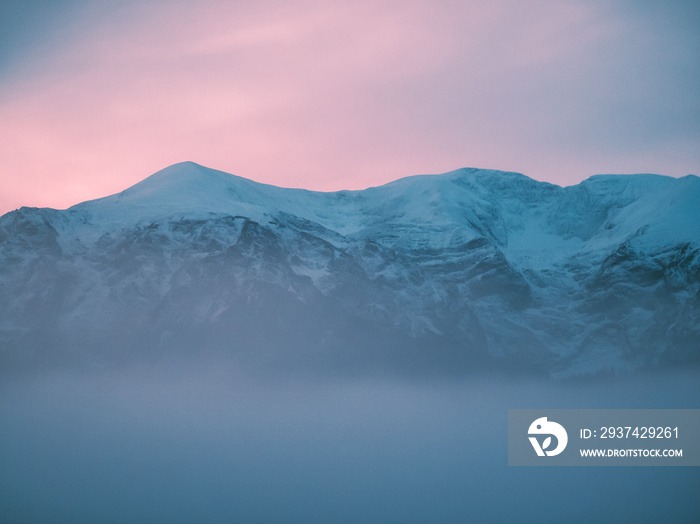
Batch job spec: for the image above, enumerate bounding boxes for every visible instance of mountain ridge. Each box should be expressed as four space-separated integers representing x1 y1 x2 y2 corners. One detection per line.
1 162 698 377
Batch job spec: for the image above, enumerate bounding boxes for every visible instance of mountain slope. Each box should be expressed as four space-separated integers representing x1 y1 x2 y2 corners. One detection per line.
1 162 698 377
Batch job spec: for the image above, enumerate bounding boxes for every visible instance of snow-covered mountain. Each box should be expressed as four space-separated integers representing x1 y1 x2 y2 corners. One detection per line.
1 162 698 377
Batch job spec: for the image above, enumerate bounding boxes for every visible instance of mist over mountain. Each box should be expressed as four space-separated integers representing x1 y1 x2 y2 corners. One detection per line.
1 162 698 377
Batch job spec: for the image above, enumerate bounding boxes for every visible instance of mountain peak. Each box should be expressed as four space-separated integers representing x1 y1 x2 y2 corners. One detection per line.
68 162 276 225
118 161 241 199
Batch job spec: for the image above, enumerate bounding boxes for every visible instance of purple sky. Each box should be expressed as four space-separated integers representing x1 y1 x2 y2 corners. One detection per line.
1 0 698 214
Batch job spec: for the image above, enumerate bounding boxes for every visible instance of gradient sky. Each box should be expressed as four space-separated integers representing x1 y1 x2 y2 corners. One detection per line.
1 0 698 214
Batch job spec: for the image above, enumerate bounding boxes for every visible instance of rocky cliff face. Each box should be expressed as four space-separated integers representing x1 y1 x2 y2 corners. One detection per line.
1 162 698 377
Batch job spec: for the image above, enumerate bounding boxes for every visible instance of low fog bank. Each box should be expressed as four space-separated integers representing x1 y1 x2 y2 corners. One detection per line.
1 361 698 523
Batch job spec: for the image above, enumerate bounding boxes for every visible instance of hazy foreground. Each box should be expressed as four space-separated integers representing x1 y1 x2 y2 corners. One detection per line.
2 360 698 523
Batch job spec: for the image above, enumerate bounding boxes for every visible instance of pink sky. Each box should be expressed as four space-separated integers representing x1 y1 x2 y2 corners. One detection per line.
1 0 698 214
